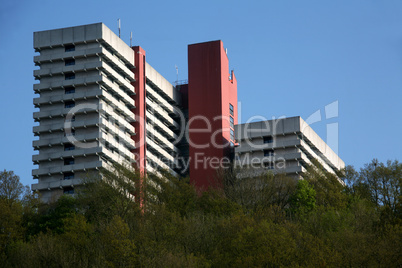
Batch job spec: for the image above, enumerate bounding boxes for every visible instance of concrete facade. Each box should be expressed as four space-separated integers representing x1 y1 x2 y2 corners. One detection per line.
33 23 345 202
234 116 345 178
33 23 183 202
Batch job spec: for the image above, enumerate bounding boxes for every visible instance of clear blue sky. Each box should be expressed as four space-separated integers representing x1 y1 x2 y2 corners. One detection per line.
1 0 401 187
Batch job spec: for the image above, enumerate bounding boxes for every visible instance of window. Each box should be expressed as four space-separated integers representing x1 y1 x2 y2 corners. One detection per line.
65 45 75 52
263 136 273 144
102 113 110 121
264 149 274 157
64 143 75 151
65 59 75 66
63 187 75 194
65 101 75 108
64 129 75 136
63 172 74 180
64 158 74 165
65 73 75 80
64 87 75 94
264 162 274 170
65 115 75 122
230 116 234 129
229 103 234 116
230 129 234 141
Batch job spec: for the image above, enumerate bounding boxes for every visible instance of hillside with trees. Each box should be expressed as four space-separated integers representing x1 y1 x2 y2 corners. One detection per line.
0 159 401 267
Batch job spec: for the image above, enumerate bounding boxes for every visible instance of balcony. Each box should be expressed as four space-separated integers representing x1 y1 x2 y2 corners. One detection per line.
33 117 99 135
32 160 105 177
34 75 103 92
34 60 103 79
34 47 103 65
33 146 102 163
33 132 99 149
31 177 84 191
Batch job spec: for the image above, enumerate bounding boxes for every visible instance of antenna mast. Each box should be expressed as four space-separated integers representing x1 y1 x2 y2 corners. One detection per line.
175 65 179 83
130 32 132 47
118 19 121 38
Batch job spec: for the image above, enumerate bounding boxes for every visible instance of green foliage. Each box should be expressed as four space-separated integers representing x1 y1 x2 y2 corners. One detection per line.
147 172 198 217
0 159 401 267
304 159 348 210
0 169 36 255
289 179 316 215
0 198 24 253
222 168 297 213
0 170 30 202
78 163 142 223
358 159 402 223
100 215 137 267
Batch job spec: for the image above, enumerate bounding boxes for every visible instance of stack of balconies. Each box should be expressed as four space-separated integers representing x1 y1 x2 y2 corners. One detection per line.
144 70 183 177
234 117 345 179
32 24 137 202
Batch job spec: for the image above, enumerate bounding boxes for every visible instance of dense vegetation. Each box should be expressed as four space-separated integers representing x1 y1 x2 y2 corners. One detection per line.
0 159 401 267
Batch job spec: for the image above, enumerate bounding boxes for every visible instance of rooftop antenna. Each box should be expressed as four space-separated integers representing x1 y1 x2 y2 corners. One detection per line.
175 65 179 83
130 32 132 47
118 19 121 38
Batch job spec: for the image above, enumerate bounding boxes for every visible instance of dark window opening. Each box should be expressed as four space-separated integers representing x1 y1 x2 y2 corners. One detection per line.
64 143 75 151
264 162 274 170
65 45 75 52
230 116 234 129
64 158 74 165
65 101 75 108
63 172 74 180
64 87 75 94
264 149 274 157
63 187 75 194
65 73 75 80
65 59 75 66
263 136 273 144
64 129 75 136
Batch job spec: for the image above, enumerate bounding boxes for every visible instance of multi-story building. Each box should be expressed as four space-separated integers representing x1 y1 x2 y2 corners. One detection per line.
234 116 345 178
32 23 344 202
187 41 237 190
33 23 138 202
32 23 237 202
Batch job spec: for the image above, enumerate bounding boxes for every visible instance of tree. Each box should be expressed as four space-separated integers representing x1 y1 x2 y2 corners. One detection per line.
220 167 297 214
289 179 316 216
303 159 347 210
0 170 30 254
100 215 137 267
358 159 401 222
0 198 24 254
78 163 141 223
146 171 198 217
0 170 29 203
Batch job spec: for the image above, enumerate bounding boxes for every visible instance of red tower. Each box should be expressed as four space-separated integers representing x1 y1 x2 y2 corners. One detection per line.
131 46 147 175
187 40 238 190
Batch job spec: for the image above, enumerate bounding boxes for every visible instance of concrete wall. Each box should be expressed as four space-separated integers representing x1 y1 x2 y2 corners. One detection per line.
145 62 181 104
34 23 134 66
234 117 345 178
33 23 137 203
